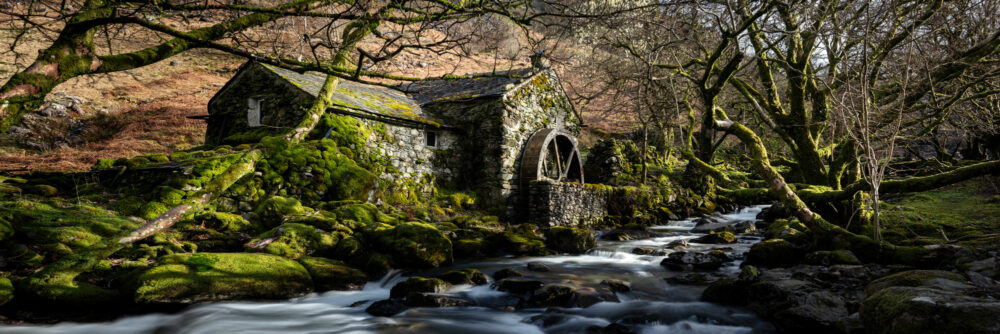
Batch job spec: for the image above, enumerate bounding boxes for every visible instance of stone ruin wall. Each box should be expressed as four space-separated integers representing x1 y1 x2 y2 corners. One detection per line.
528 180 608 227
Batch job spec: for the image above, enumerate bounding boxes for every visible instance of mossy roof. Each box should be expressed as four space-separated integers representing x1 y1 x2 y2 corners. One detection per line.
397 68 536 104
257 63 435 125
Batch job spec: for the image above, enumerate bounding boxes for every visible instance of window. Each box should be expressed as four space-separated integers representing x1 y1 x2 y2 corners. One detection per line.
425 130 438 148
247 97 262 127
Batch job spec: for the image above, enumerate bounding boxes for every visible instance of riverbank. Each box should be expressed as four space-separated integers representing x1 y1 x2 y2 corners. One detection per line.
1 206 775 333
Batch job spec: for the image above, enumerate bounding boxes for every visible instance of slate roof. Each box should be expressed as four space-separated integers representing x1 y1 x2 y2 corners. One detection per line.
259 63 433 125
397 68 536 104
254 63 539 126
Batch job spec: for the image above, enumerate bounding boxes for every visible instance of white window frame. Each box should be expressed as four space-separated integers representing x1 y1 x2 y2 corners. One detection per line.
247 97 262 127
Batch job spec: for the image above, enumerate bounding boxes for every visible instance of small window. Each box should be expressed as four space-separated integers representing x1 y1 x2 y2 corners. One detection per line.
425 130 438 148
247 97 262 127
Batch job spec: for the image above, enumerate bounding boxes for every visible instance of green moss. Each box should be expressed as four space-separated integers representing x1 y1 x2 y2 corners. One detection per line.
0 277 13 306
880 177 1000 246
437 268 488 286
247 223 338 259
543 227 595 254
27 184 59 196
138 201 169 220
368 222 453 268
91 158 116 170
499 226 552 256
389 277 450 298
297 256 367 291
193 211 252 232
254 196 308 227
865 270 967 295
133 252 313 304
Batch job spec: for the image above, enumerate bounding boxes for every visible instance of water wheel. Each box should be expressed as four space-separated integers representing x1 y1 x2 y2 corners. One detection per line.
520 128 584 186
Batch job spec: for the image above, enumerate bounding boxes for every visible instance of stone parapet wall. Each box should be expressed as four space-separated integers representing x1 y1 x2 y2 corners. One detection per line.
528 180 608 227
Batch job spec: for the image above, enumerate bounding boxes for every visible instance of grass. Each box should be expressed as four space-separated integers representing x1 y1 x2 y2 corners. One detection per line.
879 175 1000 246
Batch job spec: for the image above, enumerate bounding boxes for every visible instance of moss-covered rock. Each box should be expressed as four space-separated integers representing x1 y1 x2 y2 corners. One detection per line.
804 250 861 266
0 277 13 306
543 227 596 254
246 223 338 259
453 238 489 258
297 256 367 291
865 270 968 296
861 286 1000 334
133 252 313 304
498 226 552 256
369 222 453 268
254 196 308 227
691 231 736 244
745 239 802 267
389 277 450 298
436 268 488 286
192 211 253 232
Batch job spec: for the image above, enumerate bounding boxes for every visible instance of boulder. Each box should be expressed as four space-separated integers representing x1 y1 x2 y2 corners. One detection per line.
253 196 308 228
690 231 736 244
804 250 862 266
297 257 367 291
544 227 596 254
665 273 721 285
664 239 688 250
402 292 472 307
498 227 551 256
370 222 453 268
498 278 545 294
436 268 488 286
492 268 524 281
745 239 802 267
660 251 728 271
631 247 666 256
133 253 313 304
245 223 338 259
389 277 450 298
527 261 552 272
527 284 618 308
601 228 660 241
864 270 969 296
862 286 1000 334
601 279 631 293
366 299 408 316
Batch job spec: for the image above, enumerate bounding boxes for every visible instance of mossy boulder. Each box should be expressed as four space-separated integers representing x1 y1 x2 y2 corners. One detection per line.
246 223 339 259
804 250 861 266
436 268 488 286
745 239 803 267
498 226 552 256
543 227 596 254
369 222 453 268
26 184 59 196
691 231 736 244
0 277 13 306
453 238 490 258
389 277 450 298
861 286 1000 334
865 270 968 296
133 252 313 304
297 257 367 291
192 211 252 232
254 196 308 227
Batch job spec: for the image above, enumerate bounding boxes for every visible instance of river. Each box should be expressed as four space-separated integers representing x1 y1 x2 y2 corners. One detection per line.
0 205 775 334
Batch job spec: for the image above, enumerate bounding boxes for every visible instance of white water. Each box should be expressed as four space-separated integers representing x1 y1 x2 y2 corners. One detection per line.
0 205 774 334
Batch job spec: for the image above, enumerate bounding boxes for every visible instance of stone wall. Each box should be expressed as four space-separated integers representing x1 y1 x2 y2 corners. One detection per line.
499 69 581 212
207 64 313 145
528 180 608 227
358 118 459 190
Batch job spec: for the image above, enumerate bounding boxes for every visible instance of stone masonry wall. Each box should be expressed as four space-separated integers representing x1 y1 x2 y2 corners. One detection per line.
528 180 608 227
500 69 582 212
358 118 458 192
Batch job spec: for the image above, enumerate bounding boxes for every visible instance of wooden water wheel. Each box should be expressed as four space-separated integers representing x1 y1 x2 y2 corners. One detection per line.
520 128 584 186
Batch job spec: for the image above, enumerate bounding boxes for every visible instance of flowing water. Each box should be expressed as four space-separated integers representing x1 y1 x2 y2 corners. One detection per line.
0 205 775 334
